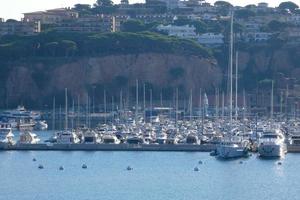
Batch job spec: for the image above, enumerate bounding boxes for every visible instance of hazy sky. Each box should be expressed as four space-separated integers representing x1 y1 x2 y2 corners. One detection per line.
0 0 299 20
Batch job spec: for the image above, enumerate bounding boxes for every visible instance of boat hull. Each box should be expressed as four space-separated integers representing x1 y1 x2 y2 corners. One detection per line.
258 144 287 157
216 145 248 159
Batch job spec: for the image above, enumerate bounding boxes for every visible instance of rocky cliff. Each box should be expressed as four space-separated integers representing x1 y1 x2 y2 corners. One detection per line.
3 53 222 107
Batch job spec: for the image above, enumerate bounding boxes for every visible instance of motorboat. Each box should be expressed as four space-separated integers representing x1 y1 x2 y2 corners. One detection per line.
126 135 144 144
0 105 41 120
83 130 101 144
55 130 80 144
18 131 40 144
0 122 14 144
185 133 200 144
156 132 167 144
258 130 287 157
35 120 48 130
216 137 249 159
102 134 120 144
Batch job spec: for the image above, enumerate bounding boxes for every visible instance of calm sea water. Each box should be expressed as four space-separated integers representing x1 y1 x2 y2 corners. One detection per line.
1 131 300 200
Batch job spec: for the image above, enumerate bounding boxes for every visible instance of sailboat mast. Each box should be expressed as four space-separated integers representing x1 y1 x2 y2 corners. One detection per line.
229 11 234 126
52 96 56 130
135 79 139 124
271 80 274 119
243 89 246 121
190 89 193 122
150 89 153 124
104 90 107 124
199 88 202 120
235 51 238 121
222 91 225 120
65 88 68 130
143 83 146 123
176 88 178 126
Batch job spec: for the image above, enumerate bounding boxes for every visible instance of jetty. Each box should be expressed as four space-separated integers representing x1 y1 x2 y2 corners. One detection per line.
0 143 216 152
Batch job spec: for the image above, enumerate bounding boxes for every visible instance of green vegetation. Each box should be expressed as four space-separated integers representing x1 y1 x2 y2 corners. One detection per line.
121 20 159 32
0 31 211 61
278 1 299 13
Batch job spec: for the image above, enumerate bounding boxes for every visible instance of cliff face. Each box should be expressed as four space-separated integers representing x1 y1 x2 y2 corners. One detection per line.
2 45 299 108
4 53 222 107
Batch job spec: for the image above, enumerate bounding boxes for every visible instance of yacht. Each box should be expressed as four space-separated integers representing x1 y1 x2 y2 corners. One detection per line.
56 130 80 144
0 122 14 144
35 120 48 130
258 130 287 157
185 133 200 144
0 105 41 120
156 132 167 144
83 130 101 144
216 137 249 159
126 135 144 144
289 134 300 145
102 134 120 144
18 131 40 144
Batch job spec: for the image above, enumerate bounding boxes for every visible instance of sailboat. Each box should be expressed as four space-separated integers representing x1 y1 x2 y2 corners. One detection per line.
216 11 248 159
54 88 80 144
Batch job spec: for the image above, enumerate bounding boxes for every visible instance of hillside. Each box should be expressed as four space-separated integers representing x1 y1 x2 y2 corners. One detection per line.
0 31 299 108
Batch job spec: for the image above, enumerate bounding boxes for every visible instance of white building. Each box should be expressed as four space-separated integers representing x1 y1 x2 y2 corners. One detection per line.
147 0 180 10
157 24 198 39
198 33 224 46
285 15 300 25
23 8 78 24
0 20 41 36
244 23 261 32
243 32 273 42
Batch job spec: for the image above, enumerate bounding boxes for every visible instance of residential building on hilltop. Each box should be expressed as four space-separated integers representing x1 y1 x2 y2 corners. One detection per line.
53 15 117 33
157 24 198 39
0 20 41 36
198 33 224 46
23 8 79 24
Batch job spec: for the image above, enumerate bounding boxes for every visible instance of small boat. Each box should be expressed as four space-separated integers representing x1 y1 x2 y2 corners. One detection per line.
82 164 87 169
38 164 44 169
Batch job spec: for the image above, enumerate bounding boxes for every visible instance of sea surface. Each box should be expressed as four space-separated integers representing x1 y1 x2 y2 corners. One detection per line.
1 131 300 200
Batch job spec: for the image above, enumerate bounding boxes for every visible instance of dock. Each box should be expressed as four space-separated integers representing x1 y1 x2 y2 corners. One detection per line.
287 145 300 153
0 143 216 152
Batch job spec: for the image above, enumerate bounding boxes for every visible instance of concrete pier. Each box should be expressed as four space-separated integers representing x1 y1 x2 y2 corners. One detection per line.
0 143 216 152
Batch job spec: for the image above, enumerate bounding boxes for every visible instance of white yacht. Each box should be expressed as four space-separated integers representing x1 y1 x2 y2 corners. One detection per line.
216 137 249 159
18 131 40 144
156 132 167 144
56 130 80 144
102 134 120 144
289 134 300 145
126 135 144 144
35 120 48 130
0 105 41 120
185 133 200 144
0 123 14 144
83 130 101 144
258 130 287 157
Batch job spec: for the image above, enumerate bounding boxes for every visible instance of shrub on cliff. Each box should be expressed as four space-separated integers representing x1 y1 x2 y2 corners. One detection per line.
0 31 211 60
